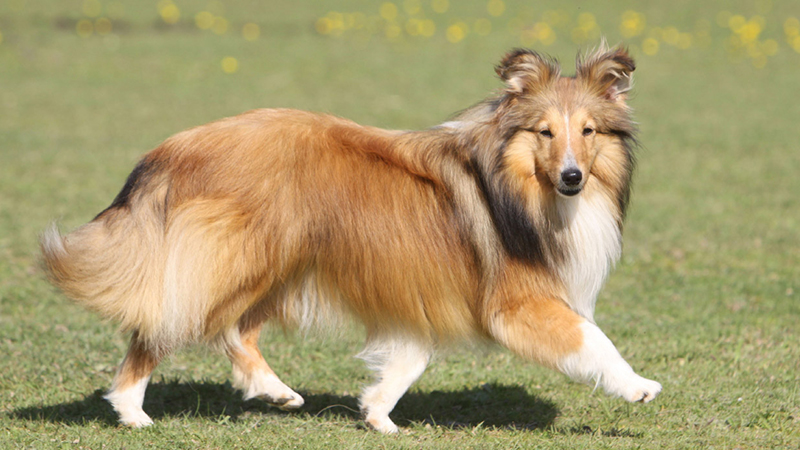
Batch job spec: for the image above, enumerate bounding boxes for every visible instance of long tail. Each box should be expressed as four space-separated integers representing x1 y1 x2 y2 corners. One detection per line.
40 211 166 344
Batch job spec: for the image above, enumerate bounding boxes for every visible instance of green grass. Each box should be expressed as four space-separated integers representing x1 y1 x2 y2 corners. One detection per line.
1 1 799 448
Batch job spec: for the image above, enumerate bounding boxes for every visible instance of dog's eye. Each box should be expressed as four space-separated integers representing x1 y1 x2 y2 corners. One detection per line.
539 129 553 138
582 127 595 136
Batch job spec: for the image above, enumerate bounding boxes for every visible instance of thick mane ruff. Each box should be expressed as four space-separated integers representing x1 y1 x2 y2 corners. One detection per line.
429 91 636 270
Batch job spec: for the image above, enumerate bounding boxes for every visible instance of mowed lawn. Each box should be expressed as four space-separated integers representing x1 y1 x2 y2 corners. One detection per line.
1 0 798 448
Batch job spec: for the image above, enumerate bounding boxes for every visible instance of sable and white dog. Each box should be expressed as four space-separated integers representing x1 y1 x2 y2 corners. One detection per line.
41 45 661 433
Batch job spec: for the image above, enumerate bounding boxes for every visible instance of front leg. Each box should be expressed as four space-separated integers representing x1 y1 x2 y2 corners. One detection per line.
488 292 661 403
558 320 662 402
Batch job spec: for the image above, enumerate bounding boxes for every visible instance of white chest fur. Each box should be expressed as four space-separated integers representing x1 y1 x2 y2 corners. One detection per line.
554 194 622 321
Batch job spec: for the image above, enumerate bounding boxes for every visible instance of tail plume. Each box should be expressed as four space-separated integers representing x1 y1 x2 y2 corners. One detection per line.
40 215 164 344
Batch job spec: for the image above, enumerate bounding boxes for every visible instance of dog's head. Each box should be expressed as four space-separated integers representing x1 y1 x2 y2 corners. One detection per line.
495 45 636 198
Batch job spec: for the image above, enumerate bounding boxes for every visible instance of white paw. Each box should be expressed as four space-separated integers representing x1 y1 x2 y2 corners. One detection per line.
105 380 152 428
118 409 154 428
619 375 662 403
238 371 304 410
365 414 399 434
261 391 305 411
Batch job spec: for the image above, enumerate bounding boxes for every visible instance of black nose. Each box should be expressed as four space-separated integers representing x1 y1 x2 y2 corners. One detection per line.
561 169 582 186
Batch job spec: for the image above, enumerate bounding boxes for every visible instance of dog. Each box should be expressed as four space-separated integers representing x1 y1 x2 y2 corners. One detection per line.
41 45 661 433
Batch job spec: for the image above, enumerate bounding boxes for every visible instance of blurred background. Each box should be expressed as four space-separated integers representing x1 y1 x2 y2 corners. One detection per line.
0 1 798 448
1 0 798 240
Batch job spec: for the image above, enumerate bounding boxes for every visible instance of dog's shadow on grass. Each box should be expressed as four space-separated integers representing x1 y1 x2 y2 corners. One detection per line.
10 380 558 431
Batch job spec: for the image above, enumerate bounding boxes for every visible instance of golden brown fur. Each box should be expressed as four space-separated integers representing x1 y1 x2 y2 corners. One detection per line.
41 45 660 432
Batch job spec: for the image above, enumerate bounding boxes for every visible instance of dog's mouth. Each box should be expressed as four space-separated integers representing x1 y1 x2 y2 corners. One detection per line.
556 186 582 197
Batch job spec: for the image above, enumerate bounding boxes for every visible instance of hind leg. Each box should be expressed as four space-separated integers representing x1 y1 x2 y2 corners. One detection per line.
104 331 162 427
358 338 431 434
225 322 304 410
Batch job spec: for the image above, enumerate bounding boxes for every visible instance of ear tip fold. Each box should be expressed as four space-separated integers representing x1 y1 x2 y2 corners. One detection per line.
578 44 637 76
581 44 636 70
610 47 636 72
496 44 634 98
495 48 541 80
576 44 637 102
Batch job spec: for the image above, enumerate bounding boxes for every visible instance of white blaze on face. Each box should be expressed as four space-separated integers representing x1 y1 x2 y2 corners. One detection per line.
563 112 578 171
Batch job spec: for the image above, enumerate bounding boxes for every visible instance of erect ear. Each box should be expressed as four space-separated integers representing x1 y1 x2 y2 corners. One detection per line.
576 45 636 104
495 48 560 96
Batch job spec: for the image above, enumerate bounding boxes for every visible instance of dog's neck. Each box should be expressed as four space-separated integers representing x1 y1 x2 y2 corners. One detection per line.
550 192 623 321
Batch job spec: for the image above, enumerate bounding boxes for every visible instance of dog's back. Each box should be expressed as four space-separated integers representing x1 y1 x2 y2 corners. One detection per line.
41 109 480 353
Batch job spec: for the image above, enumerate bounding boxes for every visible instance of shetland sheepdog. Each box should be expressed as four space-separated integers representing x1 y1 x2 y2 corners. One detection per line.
41 45 661 433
